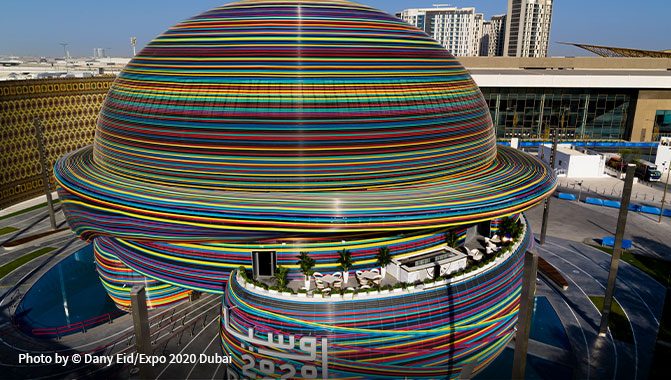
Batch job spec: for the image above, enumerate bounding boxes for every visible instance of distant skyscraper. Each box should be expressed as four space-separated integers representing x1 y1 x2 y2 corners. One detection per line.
398 6 484 57
504 0 553 57
480 14 506 56
93 47 105 58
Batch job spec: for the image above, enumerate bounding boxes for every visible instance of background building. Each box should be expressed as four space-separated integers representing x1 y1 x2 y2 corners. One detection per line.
0 77 113 209
397 6 484 56
480 14 507 56
504 0 553 58
460 56 671 141
93 47 105 58
3 57 670 211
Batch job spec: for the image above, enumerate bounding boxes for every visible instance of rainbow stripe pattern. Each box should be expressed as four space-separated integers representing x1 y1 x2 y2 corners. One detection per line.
53 0 556 375
221 220 532 378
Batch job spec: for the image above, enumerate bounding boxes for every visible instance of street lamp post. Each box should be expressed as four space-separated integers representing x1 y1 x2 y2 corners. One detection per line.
59 42 68 73
540 130 558 245
599 164 636 337
659 164 670 223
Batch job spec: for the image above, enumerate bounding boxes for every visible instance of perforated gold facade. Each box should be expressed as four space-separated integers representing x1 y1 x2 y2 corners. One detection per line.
0 77 114 209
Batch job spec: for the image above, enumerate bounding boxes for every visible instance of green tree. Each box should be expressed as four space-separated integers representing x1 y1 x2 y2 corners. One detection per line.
499 217 523 242
444 231 459 248
337 249 352 271
296 251 315 278
619 148 640 165
274 266 288 290
296 251 315 290
376 247 393 278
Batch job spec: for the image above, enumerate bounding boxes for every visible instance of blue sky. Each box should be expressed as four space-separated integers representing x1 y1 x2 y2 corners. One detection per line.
1 0 669 57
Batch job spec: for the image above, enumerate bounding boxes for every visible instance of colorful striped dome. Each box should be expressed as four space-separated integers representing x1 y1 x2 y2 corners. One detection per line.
94 0 496 191
55 0 556 305
57 0 556 238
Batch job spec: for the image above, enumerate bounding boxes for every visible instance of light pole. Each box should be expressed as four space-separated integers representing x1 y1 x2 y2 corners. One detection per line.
512 251 539 379
599 164 635 337
659 163 669 223
59 42 68 72
130 37 137 56
540 129 558 245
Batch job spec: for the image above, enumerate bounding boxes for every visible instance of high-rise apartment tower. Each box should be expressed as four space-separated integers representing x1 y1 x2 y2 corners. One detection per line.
480 14 506 57
398 7 484 57
504 0 553 57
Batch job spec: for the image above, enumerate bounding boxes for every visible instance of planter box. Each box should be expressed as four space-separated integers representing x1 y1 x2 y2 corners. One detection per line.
297 292 307 298
269 289 278 294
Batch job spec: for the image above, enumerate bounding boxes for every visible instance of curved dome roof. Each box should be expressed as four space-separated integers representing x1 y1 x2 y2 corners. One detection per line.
56 0 556 238
95 0 495 191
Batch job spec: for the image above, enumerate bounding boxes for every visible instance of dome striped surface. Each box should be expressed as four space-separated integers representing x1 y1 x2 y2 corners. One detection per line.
94 0 496 191
53 0 557 376
221 225 531 378
54 0 555 323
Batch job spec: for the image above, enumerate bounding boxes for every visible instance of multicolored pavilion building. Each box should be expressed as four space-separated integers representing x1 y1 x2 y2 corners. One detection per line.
54 0 556 378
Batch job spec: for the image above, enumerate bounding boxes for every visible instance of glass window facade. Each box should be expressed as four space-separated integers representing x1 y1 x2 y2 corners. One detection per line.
655 110 671 137
480 88 637 140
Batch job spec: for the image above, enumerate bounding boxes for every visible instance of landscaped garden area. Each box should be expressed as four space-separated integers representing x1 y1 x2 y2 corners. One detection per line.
235 217 528 299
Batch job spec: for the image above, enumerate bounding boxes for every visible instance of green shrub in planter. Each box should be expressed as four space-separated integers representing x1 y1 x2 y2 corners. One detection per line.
269 285 279 291
298 288 307 294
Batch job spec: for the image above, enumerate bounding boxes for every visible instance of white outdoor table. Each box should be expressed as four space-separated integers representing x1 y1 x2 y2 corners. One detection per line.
321 274 338 288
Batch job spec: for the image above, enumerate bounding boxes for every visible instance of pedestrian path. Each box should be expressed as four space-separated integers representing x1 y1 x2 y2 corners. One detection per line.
535 235 664 380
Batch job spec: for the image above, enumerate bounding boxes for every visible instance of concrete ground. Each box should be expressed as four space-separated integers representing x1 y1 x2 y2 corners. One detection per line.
555 171 670 207
525 192 671 259
524 192 669 380
532 235 665 380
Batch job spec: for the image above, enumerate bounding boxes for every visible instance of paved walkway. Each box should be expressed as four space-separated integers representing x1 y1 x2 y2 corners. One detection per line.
533 235 665 380
525 195 671 259
555 170 670 205
0 205 228 379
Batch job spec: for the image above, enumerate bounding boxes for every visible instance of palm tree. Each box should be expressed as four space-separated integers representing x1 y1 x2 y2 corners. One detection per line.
274 266 288 291
296 251 315 290
499 217 523 243
337 249 353 283
376 247 392 278
444 231 459 248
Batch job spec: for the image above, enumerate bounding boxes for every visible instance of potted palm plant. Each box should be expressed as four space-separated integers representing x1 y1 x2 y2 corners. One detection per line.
444 230 459 248
274 266 288 293
296 251 315 290
376 247 392 279
337 249 353 283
